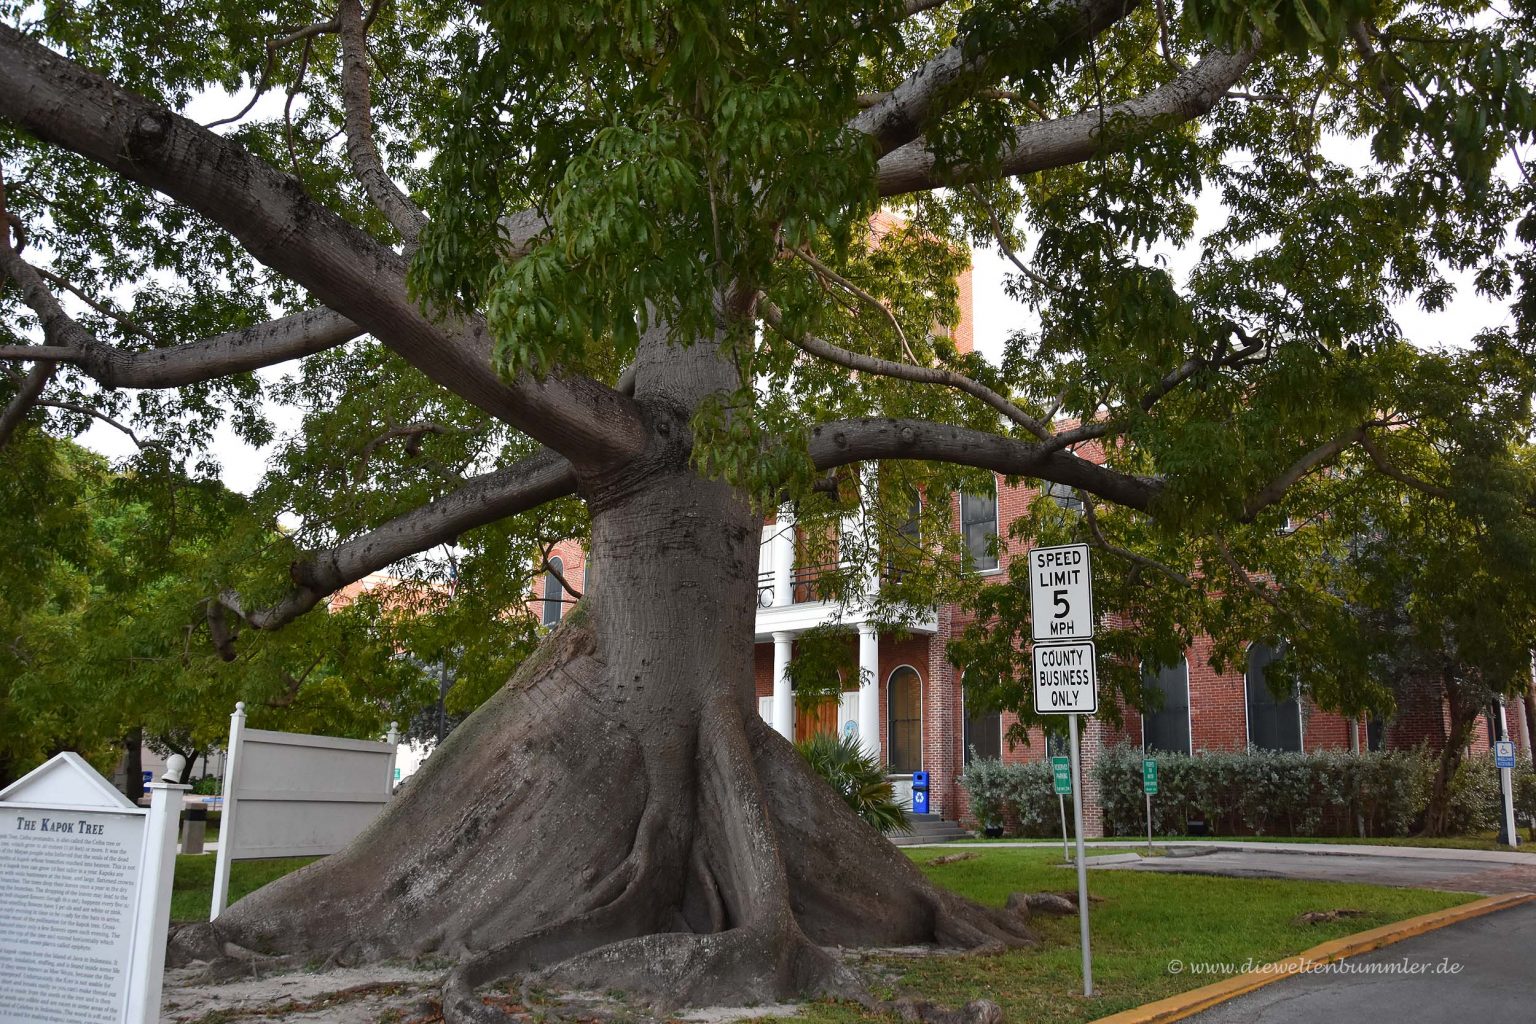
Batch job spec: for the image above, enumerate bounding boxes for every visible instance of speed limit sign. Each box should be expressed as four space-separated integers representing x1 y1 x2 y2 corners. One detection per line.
1029 543 1094 642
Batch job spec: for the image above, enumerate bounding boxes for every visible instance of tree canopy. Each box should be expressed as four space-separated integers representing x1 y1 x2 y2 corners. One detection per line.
3 0 1536 1009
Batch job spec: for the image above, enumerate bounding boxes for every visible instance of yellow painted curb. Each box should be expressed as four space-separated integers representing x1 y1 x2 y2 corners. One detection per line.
1089 891 1536 1024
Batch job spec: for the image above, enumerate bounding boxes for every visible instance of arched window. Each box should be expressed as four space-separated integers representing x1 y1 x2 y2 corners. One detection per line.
959 481 999 572
887 667 923 773
1141 659 1191 754
961 673 1002 765
542 557 565 626
1246 643 1302 751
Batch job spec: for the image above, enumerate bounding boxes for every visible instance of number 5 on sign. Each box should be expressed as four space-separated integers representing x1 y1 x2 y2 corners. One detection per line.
1029 543 1094 642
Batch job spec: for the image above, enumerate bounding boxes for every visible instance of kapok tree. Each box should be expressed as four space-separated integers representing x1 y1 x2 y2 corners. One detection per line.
2 0 1534 1016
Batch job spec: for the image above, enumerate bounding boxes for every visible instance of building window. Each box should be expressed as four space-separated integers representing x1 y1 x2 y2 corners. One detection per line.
962 674 1002 765
1043 480 1084 513
542 557 565 626
1044 729 1068 759
1140 659 1191 754
1366 716 1386 752
1246 643 1302 752
887 667 923 773
960 483 999 572
886 492 922 584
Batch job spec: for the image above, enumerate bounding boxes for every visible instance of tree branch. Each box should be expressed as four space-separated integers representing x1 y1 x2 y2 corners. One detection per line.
1242 424 1368 520
877 44 1257 196
787 248 920 363
850 0 1142 159
36 401 142 447
1358 431 1451 500
760 298 1052 440
0 25 647 467
1080 490 1192 586
807 417 1161 511
207 448 577 658
0 362 55 449
338 0 428 242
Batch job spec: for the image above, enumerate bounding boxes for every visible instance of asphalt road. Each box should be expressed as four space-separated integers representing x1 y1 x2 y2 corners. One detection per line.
1097 848 1536 894
1183 900 1536 1023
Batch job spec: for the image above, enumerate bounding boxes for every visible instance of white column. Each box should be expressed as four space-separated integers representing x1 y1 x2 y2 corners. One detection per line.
858 623 881 759
772 632 795 740
128 754 190 1024
772 506 795 607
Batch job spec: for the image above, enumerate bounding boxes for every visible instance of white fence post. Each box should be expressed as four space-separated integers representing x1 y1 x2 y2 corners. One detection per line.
210 701 246 920
127 754 190 1024
386 721 400 789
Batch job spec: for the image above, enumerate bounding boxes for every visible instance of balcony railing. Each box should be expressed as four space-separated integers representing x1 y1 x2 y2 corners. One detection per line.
756 562 845 607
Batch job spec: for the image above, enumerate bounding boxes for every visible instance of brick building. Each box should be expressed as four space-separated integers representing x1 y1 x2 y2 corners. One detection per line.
534 268 1533 836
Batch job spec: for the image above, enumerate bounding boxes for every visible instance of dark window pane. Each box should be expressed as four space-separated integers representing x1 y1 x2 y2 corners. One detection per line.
962 677 1001 764
1366 716 1385 752
886 493 922 584
960 486 998 571
1246 643 1302 751
1044 480 1084 512
1044 731 1068 759
542 557 565 626
1141 660 1190 754
887 667 923 773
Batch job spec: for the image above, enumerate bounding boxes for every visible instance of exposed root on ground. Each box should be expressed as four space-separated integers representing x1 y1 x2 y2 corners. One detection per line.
188 610 1037 1021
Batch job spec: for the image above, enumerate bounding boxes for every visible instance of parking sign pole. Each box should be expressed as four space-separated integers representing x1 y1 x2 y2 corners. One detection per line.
1059 794 1070 863
1068 712 1092 997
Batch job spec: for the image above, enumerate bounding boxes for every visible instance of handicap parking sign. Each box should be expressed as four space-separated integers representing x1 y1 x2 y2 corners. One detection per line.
1495 740 1516 769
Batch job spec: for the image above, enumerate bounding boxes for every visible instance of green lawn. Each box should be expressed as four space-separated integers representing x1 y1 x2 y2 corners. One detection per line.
170 846 1476 1024
171 853 318 923
785 847 1476 1024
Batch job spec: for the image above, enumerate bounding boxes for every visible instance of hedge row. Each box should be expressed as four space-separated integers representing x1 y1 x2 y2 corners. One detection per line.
959 745 1536 838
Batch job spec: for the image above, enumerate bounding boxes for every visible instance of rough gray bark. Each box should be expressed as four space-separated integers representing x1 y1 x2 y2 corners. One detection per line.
876 45 1257 196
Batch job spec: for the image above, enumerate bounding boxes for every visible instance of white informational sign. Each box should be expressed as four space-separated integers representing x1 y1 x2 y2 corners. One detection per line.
0 752 186 1024
1029 543 1094 642
1033 639 1098 715
211 703 399 919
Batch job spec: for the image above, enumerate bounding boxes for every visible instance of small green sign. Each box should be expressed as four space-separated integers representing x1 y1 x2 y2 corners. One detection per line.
1052 755 1072 796
1142 758 1159 795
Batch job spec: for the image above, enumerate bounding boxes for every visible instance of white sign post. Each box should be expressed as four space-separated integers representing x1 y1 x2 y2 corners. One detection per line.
1029 542 1096 998
1495 738 1518 847
0 751 188 1024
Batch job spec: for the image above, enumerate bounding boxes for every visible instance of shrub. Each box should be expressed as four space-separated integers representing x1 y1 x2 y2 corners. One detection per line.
796 731 909 833
1093 744 1526 838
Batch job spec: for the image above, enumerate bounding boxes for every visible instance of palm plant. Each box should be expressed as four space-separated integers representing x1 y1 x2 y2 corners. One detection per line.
795 731 910 834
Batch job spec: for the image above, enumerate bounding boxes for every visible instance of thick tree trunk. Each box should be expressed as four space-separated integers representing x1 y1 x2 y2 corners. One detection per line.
180 338 1035 1014
1421 681 1476 837
123 727 144 803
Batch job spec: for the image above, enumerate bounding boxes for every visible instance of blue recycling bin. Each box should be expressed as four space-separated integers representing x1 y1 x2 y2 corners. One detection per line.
911 770 930 815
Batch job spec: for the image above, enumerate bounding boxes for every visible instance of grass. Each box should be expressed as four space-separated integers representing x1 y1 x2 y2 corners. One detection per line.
783 847 1477 1024
171 852 317 922
168 845 1478 1024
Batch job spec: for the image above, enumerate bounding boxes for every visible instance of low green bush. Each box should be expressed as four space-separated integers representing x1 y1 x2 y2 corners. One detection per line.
960 745 1535 838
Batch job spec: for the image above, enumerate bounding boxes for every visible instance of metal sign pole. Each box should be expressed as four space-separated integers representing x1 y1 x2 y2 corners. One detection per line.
1146 790 1153 855
1059 794 1070 862
1069 712 1092 997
